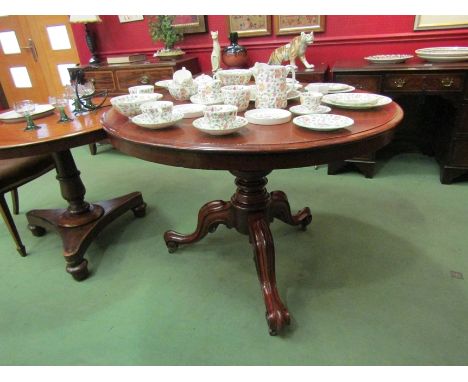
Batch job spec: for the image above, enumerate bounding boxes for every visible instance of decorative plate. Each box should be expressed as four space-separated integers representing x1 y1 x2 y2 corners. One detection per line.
244 108 292 125
190 94 224 105
173 103 206 118
293 114 354 131
364 54 413 64
193 116 248 135
131 111 184 129
415 47 468 56
305 82 352 93
155 80 173 89
0 104 55 123
289 105 331 115
322 93 392 109
415 54 468 63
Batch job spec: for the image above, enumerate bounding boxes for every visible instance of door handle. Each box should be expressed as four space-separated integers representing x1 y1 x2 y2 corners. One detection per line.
21 38 38 62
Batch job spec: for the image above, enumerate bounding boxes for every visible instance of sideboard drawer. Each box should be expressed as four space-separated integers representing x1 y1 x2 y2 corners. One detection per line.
423 73 464 92
84 71 116 92
383 74 424 92
334 74 382 92
116 68 174 89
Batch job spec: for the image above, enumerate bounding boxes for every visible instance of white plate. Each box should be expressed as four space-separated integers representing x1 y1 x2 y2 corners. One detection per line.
293 114 354 131
190 94 224 105
173 103 206 118
322 93 392 109
415 54 468 63
244 108 292 125
193 116 248 135
131 111 184 129
305 82 350 92
0 104 55 123
364 54 413 64
155 79 172 89
415 47 468 56
289 105 331 115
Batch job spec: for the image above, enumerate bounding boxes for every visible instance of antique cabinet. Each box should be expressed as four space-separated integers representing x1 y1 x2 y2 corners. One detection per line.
294 63 328 83
67 57 201 96
331 60 468 184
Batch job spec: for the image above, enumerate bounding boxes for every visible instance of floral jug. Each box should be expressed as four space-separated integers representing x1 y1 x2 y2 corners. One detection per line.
250 62 296 109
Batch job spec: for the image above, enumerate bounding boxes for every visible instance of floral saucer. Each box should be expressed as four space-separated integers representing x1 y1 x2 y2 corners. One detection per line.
173 103 206 118
193 116 248 135
305 83 355 93
293 114 354 131
289 105 331 115
244 108 292 125
322 93 392 109
131 111 184 129
190 94 224 105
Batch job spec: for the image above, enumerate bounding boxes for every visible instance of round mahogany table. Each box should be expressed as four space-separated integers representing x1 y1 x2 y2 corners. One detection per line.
102 96 403 335
0 104 146 281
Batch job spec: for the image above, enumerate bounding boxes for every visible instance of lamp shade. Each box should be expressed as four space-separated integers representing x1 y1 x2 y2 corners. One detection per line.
69 15 102 24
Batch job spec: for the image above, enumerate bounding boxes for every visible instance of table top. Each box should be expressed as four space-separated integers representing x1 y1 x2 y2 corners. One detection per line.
102 93 403 171
0 102 109 159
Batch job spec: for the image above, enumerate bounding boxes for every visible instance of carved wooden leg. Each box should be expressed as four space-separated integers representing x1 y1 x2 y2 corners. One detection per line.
26 149 146 281
0 194 27 257
269 190 312 230
164 200 232 253
249 215 290 335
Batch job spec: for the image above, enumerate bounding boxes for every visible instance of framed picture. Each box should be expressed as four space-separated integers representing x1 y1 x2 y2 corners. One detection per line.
414 15 468 31
172 16 207 34
273 15 325 35
227 16 272 37
118 16 144 23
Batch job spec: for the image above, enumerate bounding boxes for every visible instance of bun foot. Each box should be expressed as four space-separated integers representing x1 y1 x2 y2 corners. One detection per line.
266 307 291 336
166 241 179 254
28 224 46 237
66 259 89 281
300 213 312 230
132 202 147 218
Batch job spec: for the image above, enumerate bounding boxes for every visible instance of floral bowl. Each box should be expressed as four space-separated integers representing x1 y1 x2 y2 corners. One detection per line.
110 93 163 117
168 82 197 101
215 69 252 86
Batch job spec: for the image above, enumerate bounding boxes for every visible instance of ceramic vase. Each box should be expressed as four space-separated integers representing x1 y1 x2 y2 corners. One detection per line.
222 32 248 69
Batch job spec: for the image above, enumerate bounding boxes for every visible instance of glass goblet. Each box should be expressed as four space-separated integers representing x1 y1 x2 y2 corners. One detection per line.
49 95 73 123
14 100 40 131
65 84 87 115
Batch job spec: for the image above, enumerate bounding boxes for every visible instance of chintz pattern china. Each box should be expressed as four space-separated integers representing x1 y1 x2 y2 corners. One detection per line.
306 83 354 93
251 62 296 109
193 116 248 135
141 101 173 122
173 66 193 86
131 111 184 130
110 93 163 117
204 104 238 130
289 104 331 115
196 77 222 103
322 93 392 109
168 81 197 101
214 69 252 86
128 85 155 94
221 85 250 112
305 83 329 94
293 114 354 131
364 54 413 64
300 91 323 111
173 103 206 118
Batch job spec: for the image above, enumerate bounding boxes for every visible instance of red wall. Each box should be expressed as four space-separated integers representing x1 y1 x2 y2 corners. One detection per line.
71 15 468 72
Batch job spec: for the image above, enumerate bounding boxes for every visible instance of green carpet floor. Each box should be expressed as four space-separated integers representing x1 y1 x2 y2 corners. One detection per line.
0 145 467 365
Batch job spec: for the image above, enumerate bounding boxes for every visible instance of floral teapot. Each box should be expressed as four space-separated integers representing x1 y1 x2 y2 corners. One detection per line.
193 74 222 101
250 62 296 109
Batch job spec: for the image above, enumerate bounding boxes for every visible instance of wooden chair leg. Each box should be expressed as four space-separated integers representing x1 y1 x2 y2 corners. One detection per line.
0 194 27 257
89 143 97 155
11 188 19 215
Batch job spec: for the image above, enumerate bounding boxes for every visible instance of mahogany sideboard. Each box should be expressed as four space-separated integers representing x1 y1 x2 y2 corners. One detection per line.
330 60 468 184
67 57 201 96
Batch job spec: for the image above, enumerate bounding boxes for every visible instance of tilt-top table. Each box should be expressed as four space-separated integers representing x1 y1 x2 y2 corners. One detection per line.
102 95 403 335
0 103 146 281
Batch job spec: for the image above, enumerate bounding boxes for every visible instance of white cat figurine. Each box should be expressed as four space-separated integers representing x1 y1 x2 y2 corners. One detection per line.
211 31 221 73
268 32 314 69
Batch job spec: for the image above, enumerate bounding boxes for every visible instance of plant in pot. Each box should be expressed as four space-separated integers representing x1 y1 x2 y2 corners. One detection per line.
148 15 185 60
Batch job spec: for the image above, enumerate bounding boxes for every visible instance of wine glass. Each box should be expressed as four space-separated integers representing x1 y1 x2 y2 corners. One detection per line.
49 95 73 123
14 100 40 131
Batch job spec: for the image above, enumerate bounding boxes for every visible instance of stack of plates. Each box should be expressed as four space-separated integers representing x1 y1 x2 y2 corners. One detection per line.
415 47 468 63
305 83 355 93
322 93 392 110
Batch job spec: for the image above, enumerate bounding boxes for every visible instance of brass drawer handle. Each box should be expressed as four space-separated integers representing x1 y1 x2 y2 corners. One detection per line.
139 75 150 84
393 78 407 88
441 77 454 87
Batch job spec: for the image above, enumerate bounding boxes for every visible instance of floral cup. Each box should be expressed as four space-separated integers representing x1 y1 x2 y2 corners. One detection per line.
221 85 250 112
168 81 197 101
141 101 174 122
214 69 252 86
204 104 238 130
300 91 323 111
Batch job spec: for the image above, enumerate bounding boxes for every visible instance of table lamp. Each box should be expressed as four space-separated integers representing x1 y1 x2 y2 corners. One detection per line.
69 15 102 65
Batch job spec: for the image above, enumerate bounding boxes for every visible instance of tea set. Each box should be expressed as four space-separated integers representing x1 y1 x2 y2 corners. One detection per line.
111 62 393 135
